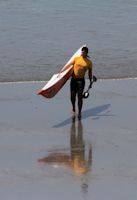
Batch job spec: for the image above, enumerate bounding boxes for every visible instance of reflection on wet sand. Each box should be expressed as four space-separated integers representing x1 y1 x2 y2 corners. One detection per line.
70 117 92 174
38 117 92 175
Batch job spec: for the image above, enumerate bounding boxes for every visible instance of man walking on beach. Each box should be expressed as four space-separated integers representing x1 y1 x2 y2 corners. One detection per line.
63 46 92 119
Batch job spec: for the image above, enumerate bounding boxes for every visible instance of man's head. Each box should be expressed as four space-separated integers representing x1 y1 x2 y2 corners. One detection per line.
81 47 88 57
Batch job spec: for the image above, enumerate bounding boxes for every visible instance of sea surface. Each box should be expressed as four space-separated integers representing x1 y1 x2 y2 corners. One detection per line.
0 0 137 82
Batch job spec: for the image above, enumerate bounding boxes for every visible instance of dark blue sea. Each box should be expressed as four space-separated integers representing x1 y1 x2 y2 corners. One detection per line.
0 0 137 82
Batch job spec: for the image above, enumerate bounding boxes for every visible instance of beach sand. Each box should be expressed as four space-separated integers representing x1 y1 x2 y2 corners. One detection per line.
0 79 137 200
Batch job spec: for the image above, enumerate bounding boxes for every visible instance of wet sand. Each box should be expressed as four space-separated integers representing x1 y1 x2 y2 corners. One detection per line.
0 79 137 200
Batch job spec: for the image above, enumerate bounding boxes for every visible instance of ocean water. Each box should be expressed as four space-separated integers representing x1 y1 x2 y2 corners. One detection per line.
0 0 137 82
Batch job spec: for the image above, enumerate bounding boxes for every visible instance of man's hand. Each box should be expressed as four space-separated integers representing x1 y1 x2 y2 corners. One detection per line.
88 75 97 89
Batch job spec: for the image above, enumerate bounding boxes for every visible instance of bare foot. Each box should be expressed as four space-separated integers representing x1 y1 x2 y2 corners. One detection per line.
72 107 76 116
72 110 76 117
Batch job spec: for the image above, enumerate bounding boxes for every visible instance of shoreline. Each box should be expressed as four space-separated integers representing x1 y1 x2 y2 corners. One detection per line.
0 76 137 84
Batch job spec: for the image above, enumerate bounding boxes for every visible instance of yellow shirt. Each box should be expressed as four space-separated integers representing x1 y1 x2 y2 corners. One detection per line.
72 56 92 78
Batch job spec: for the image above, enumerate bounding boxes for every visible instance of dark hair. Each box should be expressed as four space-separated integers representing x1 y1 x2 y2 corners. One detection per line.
81 46 88 53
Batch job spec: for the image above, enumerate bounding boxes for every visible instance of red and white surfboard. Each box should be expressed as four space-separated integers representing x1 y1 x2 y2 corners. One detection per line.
37 45 85 98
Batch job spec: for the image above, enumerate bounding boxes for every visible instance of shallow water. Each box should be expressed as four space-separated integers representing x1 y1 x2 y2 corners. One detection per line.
0 0 137 82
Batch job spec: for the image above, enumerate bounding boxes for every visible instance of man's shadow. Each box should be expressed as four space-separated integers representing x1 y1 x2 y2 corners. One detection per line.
53 104 112 128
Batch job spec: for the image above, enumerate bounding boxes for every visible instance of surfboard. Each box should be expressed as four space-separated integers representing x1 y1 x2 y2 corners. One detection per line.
37 45 86 98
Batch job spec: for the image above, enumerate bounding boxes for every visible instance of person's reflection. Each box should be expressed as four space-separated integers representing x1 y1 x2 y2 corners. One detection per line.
70 117 92 174
38 117 92 175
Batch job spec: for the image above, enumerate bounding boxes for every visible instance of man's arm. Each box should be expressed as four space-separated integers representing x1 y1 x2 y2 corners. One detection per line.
60 57 76 73
88 63 92 87
60 62 74 73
